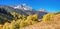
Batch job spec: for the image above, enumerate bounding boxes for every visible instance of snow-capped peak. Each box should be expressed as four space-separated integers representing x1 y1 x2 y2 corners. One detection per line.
22 4 26 6
14 5 22 9
13 4 32 11
39 8 46 12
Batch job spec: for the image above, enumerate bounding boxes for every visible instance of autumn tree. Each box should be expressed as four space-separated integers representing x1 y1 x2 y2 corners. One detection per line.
32 14 38 21
0 24 3 29
3 22 10 29
42 13 55 22
27 15 33 21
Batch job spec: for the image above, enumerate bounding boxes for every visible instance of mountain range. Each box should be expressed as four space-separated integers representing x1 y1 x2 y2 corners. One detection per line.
0 4 47 23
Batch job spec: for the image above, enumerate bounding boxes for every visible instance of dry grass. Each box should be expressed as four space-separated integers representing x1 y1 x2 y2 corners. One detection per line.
20 14 60 29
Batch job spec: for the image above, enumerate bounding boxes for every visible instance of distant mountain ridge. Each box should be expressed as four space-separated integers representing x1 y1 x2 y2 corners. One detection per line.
0 4 47 19
13 4 32 11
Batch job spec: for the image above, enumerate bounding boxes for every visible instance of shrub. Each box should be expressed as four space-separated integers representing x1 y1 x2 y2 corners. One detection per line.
42 13 55 22
3 22 10 29
0 24 3 29
22 15 27 20
25 20 36 25
0 13 39 29
32 14 38 21
27 14 38 21
25 14 38 25
9 20 25 29
19 20 25 27
27 15 33 21
9 20 20 29
15 20 25 27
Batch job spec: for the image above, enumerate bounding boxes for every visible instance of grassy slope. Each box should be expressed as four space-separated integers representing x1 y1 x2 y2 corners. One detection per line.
20 14 60 29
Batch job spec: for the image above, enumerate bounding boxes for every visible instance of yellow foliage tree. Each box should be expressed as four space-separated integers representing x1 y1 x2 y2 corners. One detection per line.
10 12 16 17
22 15 26 20
9 20 20 29
0 24 3 29
42 13 55 22
25 14 38 25
3 22 10 29
25 20 36 25
33 14 38 21
27 14 38 21
27 15 33 21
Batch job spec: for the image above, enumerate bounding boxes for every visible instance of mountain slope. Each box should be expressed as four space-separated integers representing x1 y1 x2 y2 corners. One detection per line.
20 14 60 29
0 5 47 19
0 5 29 24
0 5 28 16
24 10 47 18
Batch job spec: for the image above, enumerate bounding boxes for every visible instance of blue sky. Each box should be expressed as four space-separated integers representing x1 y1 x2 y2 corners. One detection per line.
0 0 60 12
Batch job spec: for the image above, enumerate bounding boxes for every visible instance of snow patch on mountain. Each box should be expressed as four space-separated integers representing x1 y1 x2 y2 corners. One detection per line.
39 8 46 12
14 4 32 11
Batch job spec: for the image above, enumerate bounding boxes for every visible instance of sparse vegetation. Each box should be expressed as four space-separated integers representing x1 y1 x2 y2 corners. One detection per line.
42 13 55 22
0 11 60 29
0 13 39 29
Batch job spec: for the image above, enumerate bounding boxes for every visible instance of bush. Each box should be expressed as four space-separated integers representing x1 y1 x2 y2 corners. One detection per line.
3 22 10 29
32 14 38 21
9 20 20 29
27 15 33 20
25 20 36 25
19 20 25 27
27 14 38 21
0 24 3 29
0 13 39 29
42 13 55 22
9 20 25 29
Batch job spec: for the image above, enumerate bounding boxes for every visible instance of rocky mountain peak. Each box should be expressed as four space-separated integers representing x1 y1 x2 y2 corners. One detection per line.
14 4 32 11
39 8 46 12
